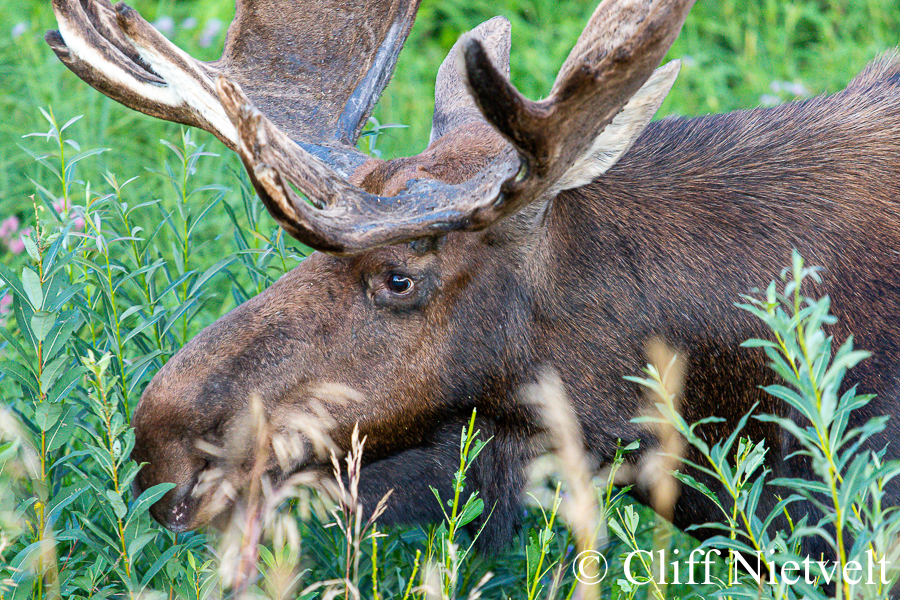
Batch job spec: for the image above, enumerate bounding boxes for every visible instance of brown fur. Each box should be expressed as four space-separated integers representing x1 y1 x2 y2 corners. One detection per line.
133 51 900 555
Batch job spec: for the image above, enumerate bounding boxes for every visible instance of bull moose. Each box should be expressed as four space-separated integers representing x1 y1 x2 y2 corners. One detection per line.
47 0 900 556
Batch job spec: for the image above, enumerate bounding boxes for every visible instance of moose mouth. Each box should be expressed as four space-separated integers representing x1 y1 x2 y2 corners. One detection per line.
157 492 198 532
146 474 201 532
143 427 328 533
146 463 247 531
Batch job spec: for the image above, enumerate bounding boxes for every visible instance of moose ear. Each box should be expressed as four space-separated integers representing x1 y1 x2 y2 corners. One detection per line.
430 16 511 144
552 60 681 193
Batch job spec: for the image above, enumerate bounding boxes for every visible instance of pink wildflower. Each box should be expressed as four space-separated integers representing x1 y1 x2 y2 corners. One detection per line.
8 226 33 255
52 199 85 232
0 216 19 241
0 292 11 316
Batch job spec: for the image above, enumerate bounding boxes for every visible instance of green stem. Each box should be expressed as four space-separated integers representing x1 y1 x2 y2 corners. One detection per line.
527 482 561 600
84 209 130 417
179 139 191 346
443 409 478 596
401 550 421 600
117 179 165 362
95 367 132 586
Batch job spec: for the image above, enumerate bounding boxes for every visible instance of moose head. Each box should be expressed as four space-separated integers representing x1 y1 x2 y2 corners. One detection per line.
47 0 900 554
47 0 694 539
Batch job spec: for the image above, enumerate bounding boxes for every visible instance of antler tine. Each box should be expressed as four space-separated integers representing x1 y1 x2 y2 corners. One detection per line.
47 0 239 150
430 16 511 145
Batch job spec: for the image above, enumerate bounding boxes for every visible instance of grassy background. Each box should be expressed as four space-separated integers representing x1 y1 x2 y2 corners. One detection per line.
0 0 899 598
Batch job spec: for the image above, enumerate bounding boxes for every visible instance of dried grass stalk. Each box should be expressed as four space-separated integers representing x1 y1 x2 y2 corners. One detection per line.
524 367 601 600
638 338 687 597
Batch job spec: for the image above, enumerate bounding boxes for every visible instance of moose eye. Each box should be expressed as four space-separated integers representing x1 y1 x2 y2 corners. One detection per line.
387 273 414 295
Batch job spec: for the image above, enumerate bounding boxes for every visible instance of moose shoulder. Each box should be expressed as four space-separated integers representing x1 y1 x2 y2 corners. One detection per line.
47 0 900 554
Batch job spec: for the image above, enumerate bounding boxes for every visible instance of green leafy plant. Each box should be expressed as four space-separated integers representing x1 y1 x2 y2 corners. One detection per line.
628 251 900 599
426 409 490 600
0 111 237 599
4 1 900 597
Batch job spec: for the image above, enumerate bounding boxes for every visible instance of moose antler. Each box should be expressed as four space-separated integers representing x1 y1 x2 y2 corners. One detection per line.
48 0 693 254
47 0 419 175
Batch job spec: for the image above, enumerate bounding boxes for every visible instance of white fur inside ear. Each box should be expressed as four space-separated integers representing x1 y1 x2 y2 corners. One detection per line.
552 60 681 193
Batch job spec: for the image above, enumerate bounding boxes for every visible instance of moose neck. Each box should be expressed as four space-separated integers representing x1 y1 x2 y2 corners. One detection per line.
519 89 900 533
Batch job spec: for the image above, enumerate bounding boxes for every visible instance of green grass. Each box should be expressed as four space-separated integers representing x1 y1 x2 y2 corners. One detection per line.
1 0 899 599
